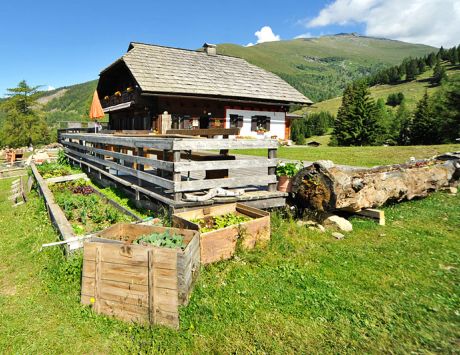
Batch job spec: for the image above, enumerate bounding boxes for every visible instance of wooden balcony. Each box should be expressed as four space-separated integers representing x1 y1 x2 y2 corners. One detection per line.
59 132 285 211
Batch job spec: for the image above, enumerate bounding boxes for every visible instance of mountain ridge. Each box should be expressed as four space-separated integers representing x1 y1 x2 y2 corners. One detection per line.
35 35 436 123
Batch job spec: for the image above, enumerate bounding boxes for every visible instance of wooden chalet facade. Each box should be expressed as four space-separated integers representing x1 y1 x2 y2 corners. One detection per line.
97 42 312 139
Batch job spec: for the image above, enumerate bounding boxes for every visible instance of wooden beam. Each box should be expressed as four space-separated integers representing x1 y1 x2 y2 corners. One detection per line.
173 158 277 173
64 148 174 190
65 153 179 206
355 208 385 226
165 128 240 136
63 141 174 171
171 138 279 151
174 175 277 192
45 173 88 184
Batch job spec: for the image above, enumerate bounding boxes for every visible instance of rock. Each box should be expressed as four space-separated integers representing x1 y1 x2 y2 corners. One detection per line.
323 215 353 232
317 224 326 233
332 232 345 240
296 220 317 227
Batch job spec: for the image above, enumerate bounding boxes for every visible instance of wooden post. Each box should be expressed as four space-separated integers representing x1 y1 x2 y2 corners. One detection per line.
137 147 144 187
173 150 182 202
268 148 277 192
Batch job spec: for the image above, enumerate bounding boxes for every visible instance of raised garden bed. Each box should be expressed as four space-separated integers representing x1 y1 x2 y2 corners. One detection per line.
49 180 137 235
81 223 200 328
36 161 82 179
172 203 270 264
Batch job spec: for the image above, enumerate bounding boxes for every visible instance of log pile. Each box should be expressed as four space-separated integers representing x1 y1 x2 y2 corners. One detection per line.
292 153 460 213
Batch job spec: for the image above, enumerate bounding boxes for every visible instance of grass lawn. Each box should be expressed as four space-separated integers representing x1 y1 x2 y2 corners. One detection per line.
0 150 459 352
236 143 460 167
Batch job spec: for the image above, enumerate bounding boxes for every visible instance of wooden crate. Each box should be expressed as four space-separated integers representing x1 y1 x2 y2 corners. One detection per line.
81 224 200 328
172 203 270 264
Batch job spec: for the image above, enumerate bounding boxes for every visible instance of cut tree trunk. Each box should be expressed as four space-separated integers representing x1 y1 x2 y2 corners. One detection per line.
292 154 460 213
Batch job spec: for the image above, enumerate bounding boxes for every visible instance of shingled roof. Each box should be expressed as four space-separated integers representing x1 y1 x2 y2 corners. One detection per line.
102 42 312 105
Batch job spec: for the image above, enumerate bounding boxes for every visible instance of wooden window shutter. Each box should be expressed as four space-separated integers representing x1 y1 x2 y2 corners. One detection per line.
265 117 271 131
251 117 257 131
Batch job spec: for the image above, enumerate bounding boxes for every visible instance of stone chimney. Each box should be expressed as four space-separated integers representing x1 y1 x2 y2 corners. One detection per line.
203 43 217 56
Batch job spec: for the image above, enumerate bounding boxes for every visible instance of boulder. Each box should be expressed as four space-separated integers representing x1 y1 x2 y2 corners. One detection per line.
323 215 353 232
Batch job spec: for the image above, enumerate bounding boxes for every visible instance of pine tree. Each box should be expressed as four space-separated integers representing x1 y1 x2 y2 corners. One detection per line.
409 92 438 145
332 84 356 146
0 81 51 147
333 82 378 146
406 59 418 81
451 47 459 65
431 76 460 143
395 100 412 145
432 62 447 85
426 52 437 67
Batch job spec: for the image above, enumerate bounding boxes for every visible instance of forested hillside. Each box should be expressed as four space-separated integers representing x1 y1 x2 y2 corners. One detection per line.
218 34 435 102
33 34 435 124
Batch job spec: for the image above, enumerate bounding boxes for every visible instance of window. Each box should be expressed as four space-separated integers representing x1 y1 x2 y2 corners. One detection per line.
251 115 270 132
229 114 244 128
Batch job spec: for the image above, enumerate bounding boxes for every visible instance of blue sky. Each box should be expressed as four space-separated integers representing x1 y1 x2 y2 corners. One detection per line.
1 0 458 97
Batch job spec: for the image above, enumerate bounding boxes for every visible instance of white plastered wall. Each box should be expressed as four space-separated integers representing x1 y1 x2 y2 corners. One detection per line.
225 109 286 139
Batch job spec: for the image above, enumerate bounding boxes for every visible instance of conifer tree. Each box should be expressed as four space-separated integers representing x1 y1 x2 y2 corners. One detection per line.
409 92 438 144
395 100 411 145
432 62 447 85
332 82 377 146
0 81 51 147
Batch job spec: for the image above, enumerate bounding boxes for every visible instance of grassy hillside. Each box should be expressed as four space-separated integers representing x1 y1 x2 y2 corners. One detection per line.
305 62 460 115
218 35 436 102
35 35 436 125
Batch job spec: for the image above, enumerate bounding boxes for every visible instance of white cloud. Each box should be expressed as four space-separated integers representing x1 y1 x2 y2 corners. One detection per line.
295 32 313 39
305 0 460 47
246 26 280 46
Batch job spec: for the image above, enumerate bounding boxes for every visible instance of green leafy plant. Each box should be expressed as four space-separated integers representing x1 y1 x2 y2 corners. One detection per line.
134 231 185 249
57 149 69 166
191 213 252 233
275 162 303 177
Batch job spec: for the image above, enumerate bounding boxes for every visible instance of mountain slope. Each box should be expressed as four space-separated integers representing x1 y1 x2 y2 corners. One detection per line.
38 34 436 123
218 35 436 102
306 62 460 115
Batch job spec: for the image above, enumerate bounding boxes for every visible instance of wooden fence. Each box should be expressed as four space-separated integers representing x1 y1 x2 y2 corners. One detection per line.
59 133 282 209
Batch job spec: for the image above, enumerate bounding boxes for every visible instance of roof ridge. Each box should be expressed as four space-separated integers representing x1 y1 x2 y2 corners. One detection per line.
128 42 244 60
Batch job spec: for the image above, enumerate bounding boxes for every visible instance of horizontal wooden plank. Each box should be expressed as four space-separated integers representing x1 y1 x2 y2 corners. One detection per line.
84 242 148 266
154 287 178 313
98 279 149 307
83 259 148 285
81 295 149 324
174 158 277 173
81 276 95 297
174 175 277 192
65 153 178 206
61 133 174 150
172 138 279 150
63 141 174 171
64 148 174 189
154 268 178 290
45 173 88 184
165 128 240 136
153 248 178 270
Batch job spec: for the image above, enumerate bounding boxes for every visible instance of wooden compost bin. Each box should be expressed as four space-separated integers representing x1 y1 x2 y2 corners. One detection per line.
81 224 200 328
172 203 270 264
